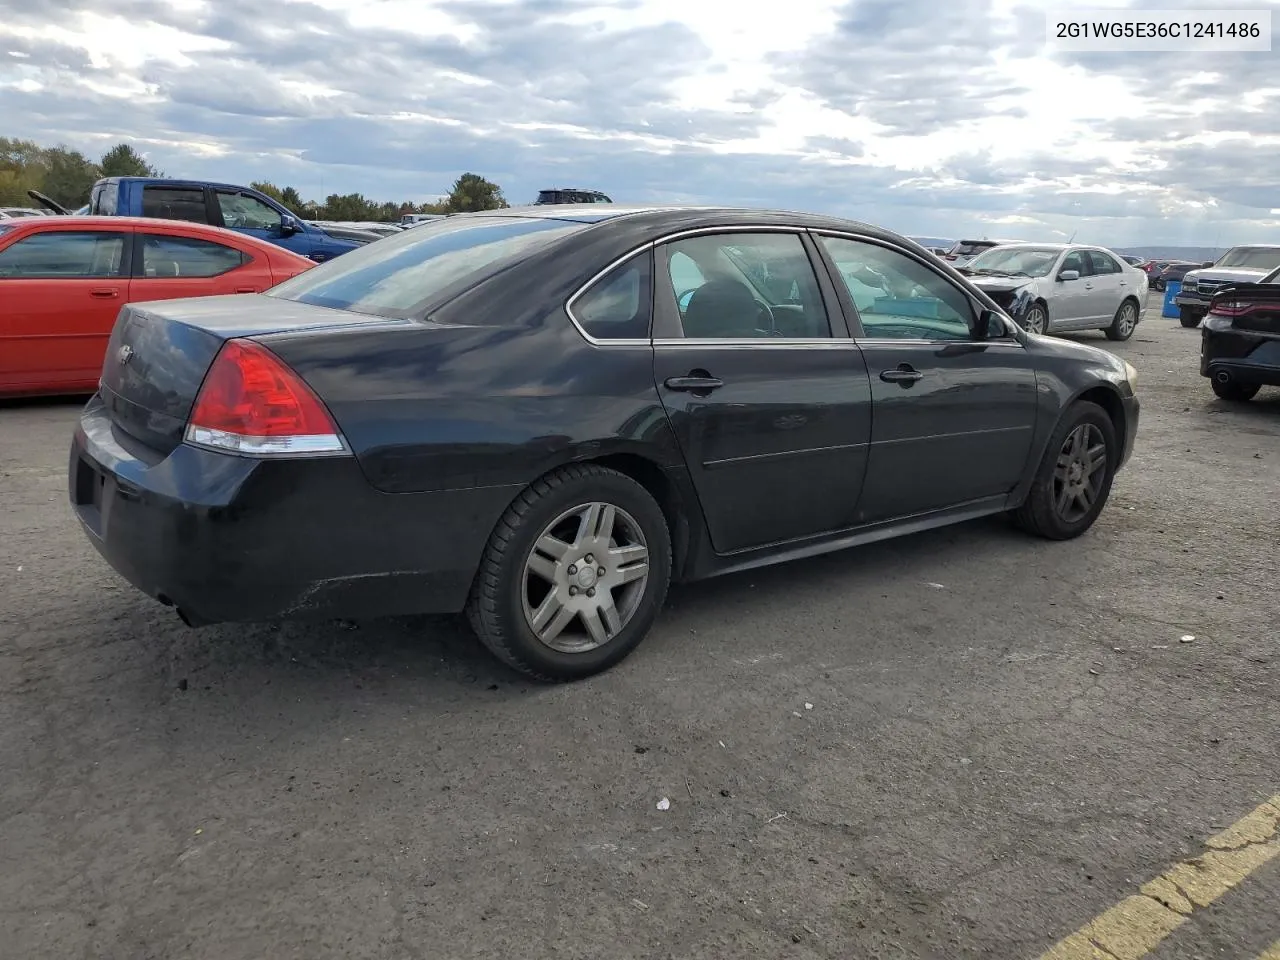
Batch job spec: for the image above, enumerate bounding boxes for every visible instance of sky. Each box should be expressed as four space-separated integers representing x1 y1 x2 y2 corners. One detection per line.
1 0 1278 246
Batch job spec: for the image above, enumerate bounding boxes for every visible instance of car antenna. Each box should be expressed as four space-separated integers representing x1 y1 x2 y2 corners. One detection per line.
1067 229 1078 243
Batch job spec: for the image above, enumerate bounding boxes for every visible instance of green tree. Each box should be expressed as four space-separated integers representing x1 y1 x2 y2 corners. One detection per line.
279 186 304 214
442 173 506 213
39 145 100 208
100 143 161 178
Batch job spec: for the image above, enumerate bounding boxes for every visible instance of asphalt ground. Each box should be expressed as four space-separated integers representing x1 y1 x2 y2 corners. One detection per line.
2 310 1278 959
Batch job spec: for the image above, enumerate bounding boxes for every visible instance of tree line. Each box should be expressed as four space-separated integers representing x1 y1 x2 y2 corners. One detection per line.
0 137 508 221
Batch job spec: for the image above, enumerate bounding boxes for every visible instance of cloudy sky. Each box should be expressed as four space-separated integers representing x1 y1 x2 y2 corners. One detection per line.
1 0 1278 245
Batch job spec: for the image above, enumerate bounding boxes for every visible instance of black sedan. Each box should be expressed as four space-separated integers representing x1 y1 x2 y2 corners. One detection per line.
1201 266 1280 401
69 205 1140 681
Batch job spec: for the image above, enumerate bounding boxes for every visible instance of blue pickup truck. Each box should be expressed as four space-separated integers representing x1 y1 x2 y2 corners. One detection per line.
83 178 371 262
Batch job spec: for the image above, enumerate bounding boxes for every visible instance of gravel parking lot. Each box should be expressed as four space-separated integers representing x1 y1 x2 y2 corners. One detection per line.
2 315 1278 959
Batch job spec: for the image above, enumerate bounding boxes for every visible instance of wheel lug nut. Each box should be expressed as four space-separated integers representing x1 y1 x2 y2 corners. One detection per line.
569 586 577 595
585 554 594 563
568 564 577 575
587 588 595 598
598 567 605 576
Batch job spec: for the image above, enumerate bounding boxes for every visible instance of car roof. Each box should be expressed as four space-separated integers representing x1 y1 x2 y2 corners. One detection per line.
0 215 310 257
451 203 906 240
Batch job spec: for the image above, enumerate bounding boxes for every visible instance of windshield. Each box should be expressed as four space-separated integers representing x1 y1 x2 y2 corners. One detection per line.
1213 247 1280 270
266 216 585 318
964 247 1060 278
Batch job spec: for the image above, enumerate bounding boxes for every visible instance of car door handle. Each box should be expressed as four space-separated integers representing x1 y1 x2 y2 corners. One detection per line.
235 286 256 293
89 288 119 299
664 375 724 392
879 365 923 384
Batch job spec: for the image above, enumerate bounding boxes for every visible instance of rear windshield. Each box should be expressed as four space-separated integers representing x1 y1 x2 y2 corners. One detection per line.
265 216 586 318
952 241 998 256
1215 247 1280 270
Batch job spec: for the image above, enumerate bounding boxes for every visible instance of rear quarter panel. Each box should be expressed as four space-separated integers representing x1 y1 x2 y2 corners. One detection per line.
259 316 684 496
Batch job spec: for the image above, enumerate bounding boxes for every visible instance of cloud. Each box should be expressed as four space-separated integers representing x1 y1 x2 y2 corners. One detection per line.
1 0 1279 245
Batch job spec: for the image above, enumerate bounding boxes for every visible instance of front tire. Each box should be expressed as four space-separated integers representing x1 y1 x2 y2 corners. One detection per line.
1179 308 1202 328
1023 303 1048 335
1105 300 1138 341
1014 401 1118 540
1210 378 1260 402
466 463 672 682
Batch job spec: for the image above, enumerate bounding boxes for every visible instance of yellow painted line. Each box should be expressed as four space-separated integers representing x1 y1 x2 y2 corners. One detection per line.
1037 795 1280 960
1257 940 1280 960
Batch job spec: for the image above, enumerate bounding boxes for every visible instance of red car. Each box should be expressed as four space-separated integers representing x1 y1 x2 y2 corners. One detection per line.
0 216 314 398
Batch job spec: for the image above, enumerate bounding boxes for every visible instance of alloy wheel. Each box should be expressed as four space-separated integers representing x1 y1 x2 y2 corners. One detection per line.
1115 303 1136 337
1052 423 1108 523
1024 307 1047 334
520 501 650 653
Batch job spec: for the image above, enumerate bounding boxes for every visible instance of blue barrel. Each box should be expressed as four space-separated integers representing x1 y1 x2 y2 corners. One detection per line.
1161 280 1182 318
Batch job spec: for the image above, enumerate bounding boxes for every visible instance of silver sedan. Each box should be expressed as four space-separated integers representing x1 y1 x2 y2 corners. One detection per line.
959 243 1150 341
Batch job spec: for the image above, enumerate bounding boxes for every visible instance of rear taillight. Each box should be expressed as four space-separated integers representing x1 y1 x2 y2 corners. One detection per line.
185 339 346 456
1209 301 1252 317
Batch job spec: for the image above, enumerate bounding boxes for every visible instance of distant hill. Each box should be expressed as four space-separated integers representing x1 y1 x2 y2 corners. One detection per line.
907 236 953 249
1113 246 1223 262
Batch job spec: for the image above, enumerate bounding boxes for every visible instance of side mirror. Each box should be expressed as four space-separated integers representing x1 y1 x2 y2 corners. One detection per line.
975 308 1005 340
1202 260 1215 267
280 215 301 236
1058 269 1080 282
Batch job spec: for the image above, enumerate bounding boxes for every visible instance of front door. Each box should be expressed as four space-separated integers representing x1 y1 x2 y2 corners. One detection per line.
1050 249 1094 328
651 229 873 554
813 233 1038 524
0 228 130 391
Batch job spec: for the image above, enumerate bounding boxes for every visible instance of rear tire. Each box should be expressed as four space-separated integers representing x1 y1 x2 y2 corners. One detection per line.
1014 401 1118 541
466 463 672 682
1179 308 1202 328
1105 300 1138 341
1210 378 1260 402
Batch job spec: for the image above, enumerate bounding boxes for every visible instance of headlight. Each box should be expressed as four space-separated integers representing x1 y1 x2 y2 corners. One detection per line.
1122 360 1138 389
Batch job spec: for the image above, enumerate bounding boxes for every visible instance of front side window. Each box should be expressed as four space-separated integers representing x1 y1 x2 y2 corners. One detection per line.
661 232 830 339
571 253 652 340
216 192 282 230
0 231 126 278
818 235 974 341
141 187 208 223
139 234 246 278
1060 250 1089 276
267 215 585 319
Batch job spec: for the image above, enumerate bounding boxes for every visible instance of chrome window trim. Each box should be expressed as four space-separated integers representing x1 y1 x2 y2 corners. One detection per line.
652 338 858 348
563 241 657 346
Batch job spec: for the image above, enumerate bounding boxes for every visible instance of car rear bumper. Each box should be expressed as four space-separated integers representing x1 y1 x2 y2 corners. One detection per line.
1200 326 1280 386
69 395 521 625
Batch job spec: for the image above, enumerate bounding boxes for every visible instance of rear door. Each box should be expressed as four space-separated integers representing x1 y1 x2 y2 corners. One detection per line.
129 230 273 305
1084 249 1127 322
812 231 1038 524
650 228 873 554
0 227 130 391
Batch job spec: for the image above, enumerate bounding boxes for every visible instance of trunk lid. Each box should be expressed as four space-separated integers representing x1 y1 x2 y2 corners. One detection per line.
100 294 402 455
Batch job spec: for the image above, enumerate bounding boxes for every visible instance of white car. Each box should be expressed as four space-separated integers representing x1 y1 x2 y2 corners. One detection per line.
959 243 1149 341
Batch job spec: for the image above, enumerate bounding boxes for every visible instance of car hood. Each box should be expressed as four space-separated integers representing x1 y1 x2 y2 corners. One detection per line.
1184 267 1270 284
966 274 1035 294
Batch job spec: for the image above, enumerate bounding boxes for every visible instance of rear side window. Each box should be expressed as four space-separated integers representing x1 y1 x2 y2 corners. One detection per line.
570 252 652 340
1087 251 1121 274
267 216 585 318
141 187 208 223
139 234 247 278
0 231 126 278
